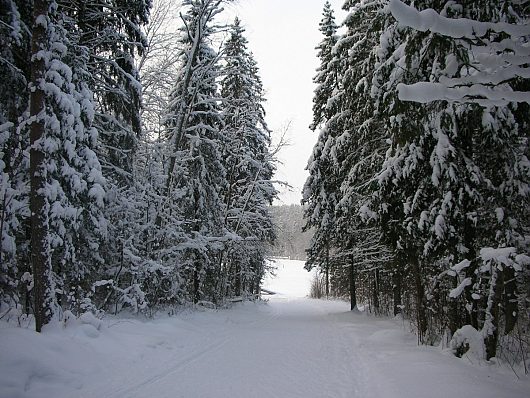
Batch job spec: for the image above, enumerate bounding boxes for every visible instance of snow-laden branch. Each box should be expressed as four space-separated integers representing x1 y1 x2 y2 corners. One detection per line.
388 0 530 105
397 82 530 106
388 0 530 39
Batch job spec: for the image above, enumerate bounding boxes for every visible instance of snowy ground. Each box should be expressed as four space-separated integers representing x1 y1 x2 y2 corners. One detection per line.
1 258 529 398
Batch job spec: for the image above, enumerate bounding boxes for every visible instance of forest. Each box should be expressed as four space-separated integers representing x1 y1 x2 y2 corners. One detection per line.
303 0 529 364
268 204 312 261
0 0 278 331
0 0 529 374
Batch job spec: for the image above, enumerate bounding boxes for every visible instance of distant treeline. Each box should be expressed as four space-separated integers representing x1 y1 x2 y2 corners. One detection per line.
268 205 312 261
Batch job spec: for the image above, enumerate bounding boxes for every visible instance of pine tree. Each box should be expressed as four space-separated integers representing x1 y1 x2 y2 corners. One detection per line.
59 0 152 314
219 17 277 299
22 0 107 330
375 0 530 351
310 1 339 132
0 0 153 317
28 0 56 332
0 0 30 310
60 0 151 184
302 1 340 298
331 0 391 312
163 0 226 304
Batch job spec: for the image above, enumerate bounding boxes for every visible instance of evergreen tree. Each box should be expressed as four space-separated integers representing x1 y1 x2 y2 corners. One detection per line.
219 17 277 299
303 0 528 361
310 1 339 131
331 0 391 313
268 205 311 261
0 0 30 310
63 0 153 314
375 0 529 351
60 0 151 184
24 0 106 330
302 1 340 297
163 0 226 304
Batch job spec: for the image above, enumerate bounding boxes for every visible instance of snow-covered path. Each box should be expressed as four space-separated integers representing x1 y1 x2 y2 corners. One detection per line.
99 299 368 398
1 259 529 398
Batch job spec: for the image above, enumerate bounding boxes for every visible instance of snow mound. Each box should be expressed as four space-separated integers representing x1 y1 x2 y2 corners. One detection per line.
449 325 486 360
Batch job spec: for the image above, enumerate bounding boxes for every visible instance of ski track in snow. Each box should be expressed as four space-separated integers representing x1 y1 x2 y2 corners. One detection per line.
98 299 366 398
1 259 529 398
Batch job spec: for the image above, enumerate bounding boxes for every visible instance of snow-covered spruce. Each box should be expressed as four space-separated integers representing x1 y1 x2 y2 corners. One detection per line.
303 0 529 362
218 17 277 300
302 0 340 300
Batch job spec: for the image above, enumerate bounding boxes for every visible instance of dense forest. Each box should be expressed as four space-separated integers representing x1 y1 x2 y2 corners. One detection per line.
1 0 529 371
0 0 277 330
303 0 529 363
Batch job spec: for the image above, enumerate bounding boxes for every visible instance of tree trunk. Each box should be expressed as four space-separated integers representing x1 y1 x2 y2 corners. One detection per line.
349 254 356 311
392 270 402 316
325 245 329 299
30 0 54 332
462 115 478 330
193 264 201 304
448 276 459 336
484 265 503 360
503 266 518 335
373 269 380 315
411 254 427 342
165 7 206 196
234 262 241 297
464 262 478 329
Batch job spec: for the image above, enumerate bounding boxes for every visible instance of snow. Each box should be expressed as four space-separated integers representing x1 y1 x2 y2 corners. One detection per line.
434 213 446 239
449 325 486 360
1 258 529 398
450 259 471 274
35 15 48 29
388 0 530 105
388 0 530 39
449 277 472 298
495 207 505 223
262 258 316 297
479 246 529 271
480 246 517 263
397 82 530 105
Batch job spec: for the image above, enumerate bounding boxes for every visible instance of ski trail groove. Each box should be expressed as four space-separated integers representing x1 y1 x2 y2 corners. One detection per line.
108 336 233 398
105 299 368 398
105 303 282 398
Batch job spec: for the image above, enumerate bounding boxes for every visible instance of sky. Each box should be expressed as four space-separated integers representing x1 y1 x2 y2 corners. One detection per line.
224 0 347 205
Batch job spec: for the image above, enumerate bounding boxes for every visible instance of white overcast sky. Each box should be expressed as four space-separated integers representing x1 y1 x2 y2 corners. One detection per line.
223 0 347 205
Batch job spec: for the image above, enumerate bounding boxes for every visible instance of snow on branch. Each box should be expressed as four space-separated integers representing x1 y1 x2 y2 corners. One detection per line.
388 0 530 105
397 82 530 105
449 277 472 298
479 246 530 272
388 0 529 39
447 259 471 277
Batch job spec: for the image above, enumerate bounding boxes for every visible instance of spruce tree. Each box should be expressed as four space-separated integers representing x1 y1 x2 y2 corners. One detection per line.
61 0 152 313
59 0 151 184
163 0 226 304
219 18 277 299
375 0 529 351
23 0 107 330
0 0 30 310
302 1 340 297
331 0 391 312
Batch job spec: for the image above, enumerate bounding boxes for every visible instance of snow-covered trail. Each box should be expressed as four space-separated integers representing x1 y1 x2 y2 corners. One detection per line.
1 259 529 398
97 298 368 398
